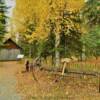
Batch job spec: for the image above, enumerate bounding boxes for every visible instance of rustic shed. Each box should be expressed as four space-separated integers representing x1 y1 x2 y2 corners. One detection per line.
0 39 22 61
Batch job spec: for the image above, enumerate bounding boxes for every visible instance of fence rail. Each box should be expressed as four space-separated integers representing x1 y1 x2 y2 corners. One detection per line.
41 60 100 93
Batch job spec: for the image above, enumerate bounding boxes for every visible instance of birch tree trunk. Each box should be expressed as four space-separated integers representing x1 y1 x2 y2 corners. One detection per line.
81 44 86 61
55 33 60 68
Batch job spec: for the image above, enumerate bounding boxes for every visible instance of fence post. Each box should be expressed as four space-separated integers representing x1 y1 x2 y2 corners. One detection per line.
98 75 100 93
62 62 67 75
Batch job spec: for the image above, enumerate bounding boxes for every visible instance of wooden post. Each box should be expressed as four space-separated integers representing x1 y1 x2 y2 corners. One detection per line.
98 75 100 93
62 62 67 75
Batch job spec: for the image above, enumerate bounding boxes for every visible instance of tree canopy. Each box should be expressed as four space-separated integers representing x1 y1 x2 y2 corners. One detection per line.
11 0 100 67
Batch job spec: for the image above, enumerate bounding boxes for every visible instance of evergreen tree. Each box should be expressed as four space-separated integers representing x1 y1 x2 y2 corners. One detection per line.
82 0 100 26
0 0 7 43
81 25 100 59
81 0 100 59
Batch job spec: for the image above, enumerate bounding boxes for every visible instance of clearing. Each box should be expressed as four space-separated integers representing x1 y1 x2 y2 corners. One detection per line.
0 61 100 100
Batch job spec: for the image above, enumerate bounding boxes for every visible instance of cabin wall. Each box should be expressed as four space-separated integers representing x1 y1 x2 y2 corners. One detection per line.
0 49 21 61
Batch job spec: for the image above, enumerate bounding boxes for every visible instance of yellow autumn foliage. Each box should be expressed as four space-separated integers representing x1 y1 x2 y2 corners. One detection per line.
13 0 85 42
67 0 84 11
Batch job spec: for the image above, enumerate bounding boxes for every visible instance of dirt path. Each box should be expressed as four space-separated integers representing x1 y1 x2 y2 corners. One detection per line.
0 62 22 100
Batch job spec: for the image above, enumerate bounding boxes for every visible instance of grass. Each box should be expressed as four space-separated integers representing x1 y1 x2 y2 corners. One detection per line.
68 62 100 72
16 58 100 100
0 59 100 100
16 67 100 100
19 57 100 75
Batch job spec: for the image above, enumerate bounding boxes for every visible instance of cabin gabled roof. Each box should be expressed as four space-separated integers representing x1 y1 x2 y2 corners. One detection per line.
3 38 22 49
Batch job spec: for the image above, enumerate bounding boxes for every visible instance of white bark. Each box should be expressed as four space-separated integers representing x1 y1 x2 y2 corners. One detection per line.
55 33 60 68
81 45 86 61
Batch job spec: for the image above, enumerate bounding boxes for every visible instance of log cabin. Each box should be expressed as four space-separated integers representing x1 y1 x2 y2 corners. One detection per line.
0 38 22 61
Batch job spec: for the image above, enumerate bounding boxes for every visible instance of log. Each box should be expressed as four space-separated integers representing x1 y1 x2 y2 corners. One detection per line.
98 76 100 93
62 62 66 75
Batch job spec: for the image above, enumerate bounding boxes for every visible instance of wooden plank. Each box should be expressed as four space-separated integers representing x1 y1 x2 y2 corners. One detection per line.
62 63 67 75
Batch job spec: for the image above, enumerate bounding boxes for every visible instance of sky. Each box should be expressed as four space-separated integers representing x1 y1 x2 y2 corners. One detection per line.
5 0 15 35
6 0 15 17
